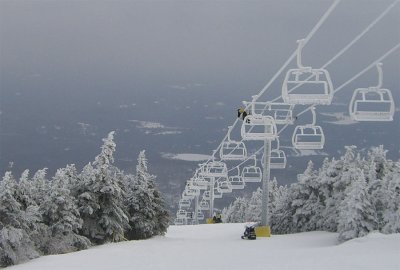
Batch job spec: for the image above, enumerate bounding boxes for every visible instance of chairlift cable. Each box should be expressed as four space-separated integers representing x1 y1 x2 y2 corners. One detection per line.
269 0 399 104
277 42 400 135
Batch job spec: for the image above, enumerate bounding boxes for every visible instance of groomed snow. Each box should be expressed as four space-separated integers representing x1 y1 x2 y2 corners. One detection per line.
9 223 400 270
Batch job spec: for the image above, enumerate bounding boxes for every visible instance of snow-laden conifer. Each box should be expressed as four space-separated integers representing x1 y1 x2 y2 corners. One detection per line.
338 169 377 242
127 150 162 239
381 162 400 233
0 172 39 267
77 132 129 243
40 167 90 254
223 197 248 223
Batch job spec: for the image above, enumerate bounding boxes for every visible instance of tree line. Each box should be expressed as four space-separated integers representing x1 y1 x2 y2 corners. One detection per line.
222 146 400 242
0 131 170 267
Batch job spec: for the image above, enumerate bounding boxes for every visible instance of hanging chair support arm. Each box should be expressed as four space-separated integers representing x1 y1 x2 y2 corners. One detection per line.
311 106 317 126
296 39 311 70
375 62 383 89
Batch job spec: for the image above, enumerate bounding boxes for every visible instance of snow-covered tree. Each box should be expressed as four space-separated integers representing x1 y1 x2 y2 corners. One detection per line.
289 161 324 232
125 150 169 239
381 162 400 233
76 162 100 241
0 172 39 267
244 188 262 223
223 197 248 223
40 167 90 254
271 184 292 233
338 169 377 242
77 131 129 244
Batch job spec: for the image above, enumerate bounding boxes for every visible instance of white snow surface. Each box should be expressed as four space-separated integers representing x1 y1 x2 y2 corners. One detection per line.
10 223 400 270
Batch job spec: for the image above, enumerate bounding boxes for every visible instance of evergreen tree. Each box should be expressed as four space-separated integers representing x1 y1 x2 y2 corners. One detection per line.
0 172 39 267
40 167 90 254
76 132 129 243
76 162 101 241
291 161 324 232
31 168 49 208
245 188 262 223
223 197 248 223
381 162 400 233
126 151 158 240
338 169 377 242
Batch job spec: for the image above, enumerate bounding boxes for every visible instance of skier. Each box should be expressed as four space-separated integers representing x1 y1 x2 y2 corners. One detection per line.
241 222 257 240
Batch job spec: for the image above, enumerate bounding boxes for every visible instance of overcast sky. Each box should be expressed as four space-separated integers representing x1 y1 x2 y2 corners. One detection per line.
1 0 399 180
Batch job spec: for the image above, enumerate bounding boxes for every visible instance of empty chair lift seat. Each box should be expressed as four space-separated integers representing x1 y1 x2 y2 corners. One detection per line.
349 88 395 121
292 125 325 150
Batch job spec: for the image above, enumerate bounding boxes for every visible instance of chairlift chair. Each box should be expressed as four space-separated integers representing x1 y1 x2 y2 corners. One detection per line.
220 126 247 160
292 125 325 150
292 106 325 150
181 190 195 200
186 211 194 220
204 160 228 178
262 139 287 169
199 199 210 210
213 187 223 199
203 191 211 200
197 210 205 220
174 218 186 225
282 39 334 105
241 156 262 183
177 209 187 219
260 102 295 125
184 188 200 198
179 199 191 209
217 180 233 194
270 149 287 169
229 168 245 190
192 173 210 189
241 99 278 141
274 109 295 125
349 63 395 121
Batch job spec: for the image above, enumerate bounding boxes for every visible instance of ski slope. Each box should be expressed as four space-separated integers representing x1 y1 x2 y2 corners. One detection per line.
9 223 400 270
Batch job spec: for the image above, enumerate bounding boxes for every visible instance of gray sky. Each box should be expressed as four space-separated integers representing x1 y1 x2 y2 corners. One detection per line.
0 0 399 184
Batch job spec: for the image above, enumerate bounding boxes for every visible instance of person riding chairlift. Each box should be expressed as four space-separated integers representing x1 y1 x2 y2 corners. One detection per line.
237 108 250 123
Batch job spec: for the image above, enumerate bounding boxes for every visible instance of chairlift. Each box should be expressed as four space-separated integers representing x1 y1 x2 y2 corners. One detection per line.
274 109 295 125
202 155 228 178
186 211 194 219
253 102 295 125
241 99 278 141
203 191 211 200
197 210 205 220
199 199 210 210
262 139 287 169
184 188 200 198
282 39 334 105
174 218 186 225
179 199 191 209
192 173 210 189
217 180 233 194
270 149 287 169
181 189 195 200
176 209 187 219
229 168 245 190
220 126 247 160
292 107 325 149
213 187 223 199
241 156 262 183
349 63 395 121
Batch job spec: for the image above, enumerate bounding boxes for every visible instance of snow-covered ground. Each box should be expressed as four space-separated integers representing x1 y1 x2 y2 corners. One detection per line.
9 223 400 270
